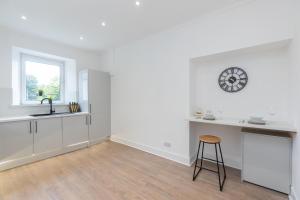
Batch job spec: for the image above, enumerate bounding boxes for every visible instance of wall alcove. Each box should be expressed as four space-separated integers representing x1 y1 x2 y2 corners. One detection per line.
188 39 293 168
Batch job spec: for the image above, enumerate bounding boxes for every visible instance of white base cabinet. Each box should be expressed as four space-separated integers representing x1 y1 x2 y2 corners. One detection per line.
0 113 100 172
242 132 291 194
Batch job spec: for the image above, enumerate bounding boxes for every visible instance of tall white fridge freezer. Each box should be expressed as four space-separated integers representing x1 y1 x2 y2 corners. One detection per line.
79 69 111 145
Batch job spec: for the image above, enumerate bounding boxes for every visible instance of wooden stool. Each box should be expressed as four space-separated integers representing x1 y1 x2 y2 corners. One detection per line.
192 135 227 191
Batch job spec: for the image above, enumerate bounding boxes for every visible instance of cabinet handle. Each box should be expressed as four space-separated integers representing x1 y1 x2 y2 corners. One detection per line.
89 104 92 113
29 121 32 134
35 121 38 133
90 115 92 125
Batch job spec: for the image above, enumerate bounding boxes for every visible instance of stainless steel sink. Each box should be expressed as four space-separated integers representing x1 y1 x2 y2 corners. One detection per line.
30 112 72 117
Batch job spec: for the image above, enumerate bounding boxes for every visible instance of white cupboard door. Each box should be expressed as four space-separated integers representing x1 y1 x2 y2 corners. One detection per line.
0 121 33 162
34 118 63 155
63 115 89 147
89 113 107 141
88 71 110 141
243 133 291 194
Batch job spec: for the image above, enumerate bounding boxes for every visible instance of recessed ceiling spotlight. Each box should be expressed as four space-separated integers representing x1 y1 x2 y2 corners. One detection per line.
79 36 84 40
135 1 141 6
101 21 106 27
21 15 27 20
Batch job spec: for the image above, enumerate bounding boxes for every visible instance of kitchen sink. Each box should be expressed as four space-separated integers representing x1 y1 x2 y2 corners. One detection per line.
30 112 72 117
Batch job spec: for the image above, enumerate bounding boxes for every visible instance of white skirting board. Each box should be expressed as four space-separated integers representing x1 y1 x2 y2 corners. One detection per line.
110 135 241 169
0 138 110 172
110 135 190 166
89 136 110 146
0 141 90 172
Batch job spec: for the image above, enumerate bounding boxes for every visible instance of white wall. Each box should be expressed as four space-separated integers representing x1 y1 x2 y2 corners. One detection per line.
192 44 291 121
100 0 294 165
289 0 300 199
0 26 102 117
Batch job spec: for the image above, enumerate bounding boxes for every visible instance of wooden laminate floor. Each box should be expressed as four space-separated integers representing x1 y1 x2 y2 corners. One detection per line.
0 141 287 200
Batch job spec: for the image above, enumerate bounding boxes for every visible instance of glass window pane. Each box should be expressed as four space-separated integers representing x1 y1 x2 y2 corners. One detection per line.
25 60 61 101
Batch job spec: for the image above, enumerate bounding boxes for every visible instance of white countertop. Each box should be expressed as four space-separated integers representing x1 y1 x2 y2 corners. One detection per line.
0 112 89 123
188 117 297 133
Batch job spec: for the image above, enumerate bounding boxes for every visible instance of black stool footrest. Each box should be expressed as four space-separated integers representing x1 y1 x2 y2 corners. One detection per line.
198 157 224 164
195 166 219 174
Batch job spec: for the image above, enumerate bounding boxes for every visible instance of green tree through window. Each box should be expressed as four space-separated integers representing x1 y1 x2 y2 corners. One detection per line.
26 75 61 101
22 54 64 103
26 75 38 100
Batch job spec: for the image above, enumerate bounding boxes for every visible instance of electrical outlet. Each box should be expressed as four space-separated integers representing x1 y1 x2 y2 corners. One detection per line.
163 142 171 148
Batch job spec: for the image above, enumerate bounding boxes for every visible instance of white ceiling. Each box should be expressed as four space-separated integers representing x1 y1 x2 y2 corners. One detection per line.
0 0 240 52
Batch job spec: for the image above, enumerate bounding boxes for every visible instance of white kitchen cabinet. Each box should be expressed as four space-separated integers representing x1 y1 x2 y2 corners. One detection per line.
0 120 33 163
0 113 90 172
79 69 111 145
63 115 89 148
33 118 63 155
242 132 291 194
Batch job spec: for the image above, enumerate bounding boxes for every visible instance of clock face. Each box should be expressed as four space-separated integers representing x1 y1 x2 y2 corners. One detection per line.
218 67 248 93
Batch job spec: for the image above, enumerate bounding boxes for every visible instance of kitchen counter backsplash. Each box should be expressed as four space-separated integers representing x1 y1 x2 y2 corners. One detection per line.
0 88 69 118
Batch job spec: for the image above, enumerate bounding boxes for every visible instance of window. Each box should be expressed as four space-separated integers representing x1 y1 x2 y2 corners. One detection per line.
21 54 65 104
12 47 77 106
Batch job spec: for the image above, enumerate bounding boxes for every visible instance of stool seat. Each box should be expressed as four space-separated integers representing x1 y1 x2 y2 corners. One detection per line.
200 135 221 144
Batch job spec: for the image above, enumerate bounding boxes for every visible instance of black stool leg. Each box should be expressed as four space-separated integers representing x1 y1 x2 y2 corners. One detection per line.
192 141 201 181
215 144 222 191
200 142 205 170
218 143 226 189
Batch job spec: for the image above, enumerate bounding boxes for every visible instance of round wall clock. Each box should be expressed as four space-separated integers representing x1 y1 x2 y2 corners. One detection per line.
218 67 248 93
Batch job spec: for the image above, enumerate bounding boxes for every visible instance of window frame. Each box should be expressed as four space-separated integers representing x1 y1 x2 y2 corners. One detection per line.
20 53 65 105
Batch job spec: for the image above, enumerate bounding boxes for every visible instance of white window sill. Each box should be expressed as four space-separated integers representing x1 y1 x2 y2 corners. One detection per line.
10 104 69 108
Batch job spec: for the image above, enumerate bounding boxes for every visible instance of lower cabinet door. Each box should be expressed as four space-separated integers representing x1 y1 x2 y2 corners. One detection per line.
34 118 63 155
242 132 291 194
0 120 33 163
89 113 109 142
63 115 89 147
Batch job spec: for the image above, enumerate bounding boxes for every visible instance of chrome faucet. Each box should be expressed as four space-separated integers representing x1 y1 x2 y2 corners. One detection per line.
41 98 55 114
